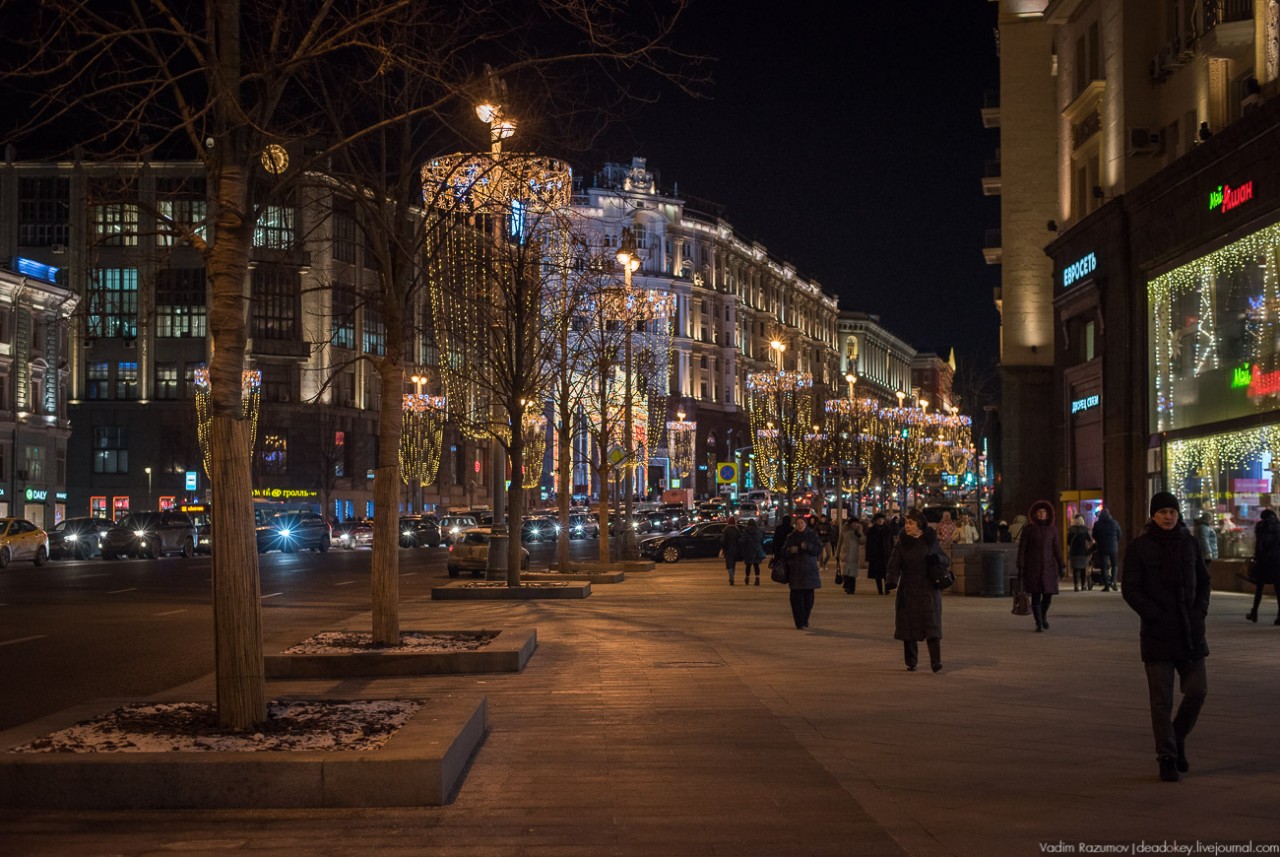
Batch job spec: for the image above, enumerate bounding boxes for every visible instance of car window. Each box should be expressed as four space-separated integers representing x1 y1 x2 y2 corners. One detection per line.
702 524 725 536
17 520 36 533
462 532 488 545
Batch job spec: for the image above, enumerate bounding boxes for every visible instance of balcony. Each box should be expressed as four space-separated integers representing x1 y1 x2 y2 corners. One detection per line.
981 159 1001 196
1200 0 1253 58
981 89 1000 129
983 228 1002 266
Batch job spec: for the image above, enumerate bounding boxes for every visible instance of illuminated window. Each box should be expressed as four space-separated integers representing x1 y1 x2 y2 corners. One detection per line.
155 268 207 337
116 362 139 400
91 201 139 247
331 283 356 349
251 266 298 340
86 268 139 338
86 362 110 400
259 433 288 475
253 205 295 249
156 178 207 246
155 363 179 400
94 426 129 474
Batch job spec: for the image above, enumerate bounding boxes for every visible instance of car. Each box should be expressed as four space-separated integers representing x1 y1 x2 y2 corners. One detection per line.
638 521 732 564
0 517 50 568
608 512 651 536
47 516 114 560
446 528 531 577
332 520 373 550
101 511 198 560
567 513 599 539
255 511 332 553
736 501 766 526
695 502 725 522
439 515 480 544
520 516 556 543
645 510 674 533
657 504 691 530
399 516 441 548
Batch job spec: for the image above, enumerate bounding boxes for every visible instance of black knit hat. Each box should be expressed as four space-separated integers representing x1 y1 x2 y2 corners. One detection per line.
1149 491 1179 517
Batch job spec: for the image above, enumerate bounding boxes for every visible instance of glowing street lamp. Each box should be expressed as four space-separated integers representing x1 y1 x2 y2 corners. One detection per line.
618 227 643 561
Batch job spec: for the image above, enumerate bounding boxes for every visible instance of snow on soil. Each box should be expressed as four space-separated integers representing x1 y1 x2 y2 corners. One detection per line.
457 581 574 588
8 700 421 754
283 630 498 655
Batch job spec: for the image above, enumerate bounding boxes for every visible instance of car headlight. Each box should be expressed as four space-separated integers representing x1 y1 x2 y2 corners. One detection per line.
573 525 583 533
631 522 639 529
451 527 460 535
403 530 413 538
65 533 78 542
529 528 540 537
554 524 562 534
280 529 292 539
338 532 350 541
134 530 146 538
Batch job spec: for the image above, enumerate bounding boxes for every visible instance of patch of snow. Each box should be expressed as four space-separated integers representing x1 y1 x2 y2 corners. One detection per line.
8 700 422 754
458 581 573 589
283 630 497 655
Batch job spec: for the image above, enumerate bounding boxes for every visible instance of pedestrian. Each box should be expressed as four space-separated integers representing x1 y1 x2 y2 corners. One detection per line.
997 520 1012 543
1194 513 1219 562
1018 500 1065 631
1121 491 1210 782
982 510 999 543
1091 507 1122 591
772 514 794 562
837 516 864 594
1008 513 1029 543
721 516 742 585
935 511 957 552
781 514 824 629
886 509 948 672
865 512 894 594
1066 514 1093 592
1247 508 1280 624
955 513 980 546
741 518 765 586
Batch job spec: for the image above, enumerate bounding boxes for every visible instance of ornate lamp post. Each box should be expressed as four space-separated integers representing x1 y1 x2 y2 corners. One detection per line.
666 408 696 486
616 228 642 560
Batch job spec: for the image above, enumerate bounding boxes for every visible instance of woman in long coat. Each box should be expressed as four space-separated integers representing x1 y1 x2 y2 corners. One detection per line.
865 513 893 594
782 515 824 629
887 509 948 672
1248 508 1280 623
1018 500 1065 632
837 517 864 594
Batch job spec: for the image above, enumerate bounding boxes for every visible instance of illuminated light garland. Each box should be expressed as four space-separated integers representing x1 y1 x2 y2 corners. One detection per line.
1165 424 1280 511
666 416 696 478
521 412 548 489
748 366 815 495
399 394 446 485
194 368 261 477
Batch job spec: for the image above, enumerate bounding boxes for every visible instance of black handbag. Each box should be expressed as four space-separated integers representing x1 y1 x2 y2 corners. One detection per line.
769 557 789 584
925 552 955 590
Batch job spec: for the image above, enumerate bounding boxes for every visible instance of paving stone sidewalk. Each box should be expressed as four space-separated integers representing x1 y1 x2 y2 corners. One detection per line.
4 561 1280 856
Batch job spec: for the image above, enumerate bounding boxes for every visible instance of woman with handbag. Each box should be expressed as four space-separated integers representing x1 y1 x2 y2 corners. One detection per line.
1018 500 1065 631
886 509 947 672
781 514 824 629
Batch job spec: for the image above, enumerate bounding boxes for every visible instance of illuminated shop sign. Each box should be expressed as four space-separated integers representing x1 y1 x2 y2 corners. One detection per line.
14 257 61 283
1209 181 1254 214
1070 394 1100 414
251 488 318 500
1232 365 1252 388
1246 364 1280 399
25 487 48 502
1062 252 1097 288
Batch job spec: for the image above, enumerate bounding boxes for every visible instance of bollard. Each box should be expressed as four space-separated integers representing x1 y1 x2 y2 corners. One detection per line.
982 549 1006 597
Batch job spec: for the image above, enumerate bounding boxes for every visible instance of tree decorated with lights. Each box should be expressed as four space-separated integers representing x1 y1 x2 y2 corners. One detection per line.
747 340 815 512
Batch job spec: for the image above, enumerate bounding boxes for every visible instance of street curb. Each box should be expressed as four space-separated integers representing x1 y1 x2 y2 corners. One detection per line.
0 695 488 809
431 582 591 600
263 627 538 678
522 571 625 584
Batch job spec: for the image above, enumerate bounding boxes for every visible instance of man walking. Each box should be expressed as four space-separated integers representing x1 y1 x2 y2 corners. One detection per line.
1121 491 1210 782
1091 508 1122 590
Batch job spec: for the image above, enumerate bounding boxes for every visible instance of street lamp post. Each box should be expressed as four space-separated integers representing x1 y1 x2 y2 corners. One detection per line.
617 228 642 561
144 466 152 509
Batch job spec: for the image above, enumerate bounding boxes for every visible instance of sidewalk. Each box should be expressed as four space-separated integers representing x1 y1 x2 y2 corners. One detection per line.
4 562 1280 856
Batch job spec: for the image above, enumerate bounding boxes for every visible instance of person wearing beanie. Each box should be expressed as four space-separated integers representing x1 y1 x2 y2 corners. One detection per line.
1091 507 1122 591
1121 491 1210 783
1017 500 1065 631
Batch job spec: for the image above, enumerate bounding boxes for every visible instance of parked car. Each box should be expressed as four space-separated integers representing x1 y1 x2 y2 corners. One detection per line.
48 516 114 560
0 517 49 568
439 515 480 544
255 511 332 553
332 520 373 550
447 528 531 577
101 511 198 560
399 516 441 548
639 521 732 564
567 513 599 539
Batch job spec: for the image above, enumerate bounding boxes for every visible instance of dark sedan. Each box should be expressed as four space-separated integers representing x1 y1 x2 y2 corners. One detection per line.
48 516 115 560
399 517 441 548
255 511 332 553
639 521 731 564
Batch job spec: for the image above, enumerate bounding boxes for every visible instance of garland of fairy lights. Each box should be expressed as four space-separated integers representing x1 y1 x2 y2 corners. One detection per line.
1150 221 1280 430
194 368 261 477
602 286 676 487
666 415 696 478
746 369 814 493
1165 424 1280 509
522 412 548 489
399 394 446 485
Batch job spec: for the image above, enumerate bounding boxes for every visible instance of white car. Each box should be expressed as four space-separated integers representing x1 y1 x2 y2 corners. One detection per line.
447 529 530 578
0 517 50 568
736 501 766 525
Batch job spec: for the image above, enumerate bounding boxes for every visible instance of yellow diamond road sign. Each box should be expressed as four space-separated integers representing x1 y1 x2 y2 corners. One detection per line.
716 462 738 484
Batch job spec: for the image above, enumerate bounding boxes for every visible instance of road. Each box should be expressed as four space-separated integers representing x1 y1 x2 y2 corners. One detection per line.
0 534 609 731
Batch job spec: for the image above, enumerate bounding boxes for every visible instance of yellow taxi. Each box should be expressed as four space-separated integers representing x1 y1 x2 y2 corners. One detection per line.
0 517 50 568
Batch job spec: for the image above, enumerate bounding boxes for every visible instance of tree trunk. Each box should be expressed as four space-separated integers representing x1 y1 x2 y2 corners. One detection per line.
371 359 404 645
507 438 524 586
556 414 571 571
210 415 266 730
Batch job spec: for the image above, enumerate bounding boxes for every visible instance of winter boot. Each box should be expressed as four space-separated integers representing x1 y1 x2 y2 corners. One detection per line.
1158 756 1181 782
1032 606 1044 632
1040 603 1050 631
1246 610 1258 622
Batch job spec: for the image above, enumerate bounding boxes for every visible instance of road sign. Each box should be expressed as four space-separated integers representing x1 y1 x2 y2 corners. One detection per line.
716 462 738 484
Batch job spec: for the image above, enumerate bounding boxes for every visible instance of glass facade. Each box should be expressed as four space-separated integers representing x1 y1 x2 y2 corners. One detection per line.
1150 221 1280 556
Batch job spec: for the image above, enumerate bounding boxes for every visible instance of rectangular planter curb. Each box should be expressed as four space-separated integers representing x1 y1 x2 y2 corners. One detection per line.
521 571 625 584
431 582 591 600
0 695 488 809
263 628 537 679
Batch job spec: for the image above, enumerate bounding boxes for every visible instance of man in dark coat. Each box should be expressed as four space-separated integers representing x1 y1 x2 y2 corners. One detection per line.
886 509 949 672
1247 508 1280 623
1121 491 1210 783
865 512 894 594
721 517 742 585
1091 508 1122 591
782 515 824 629
1017 500 1065 632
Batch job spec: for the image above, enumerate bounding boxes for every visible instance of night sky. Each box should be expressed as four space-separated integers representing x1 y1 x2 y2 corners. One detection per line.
591 1 1003 367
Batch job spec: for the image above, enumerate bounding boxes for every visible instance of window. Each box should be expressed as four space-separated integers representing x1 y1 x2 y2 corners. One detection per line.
116 362 139 400
259 432 288 475
18 177 70 246
93 426 129 474
155 267 207 337
260 363 290 403
251 266 298 340
86 268 139 338
184 364 201 399
86 362 110 400
24 446 45 482
333 203 357 264
155 363 179 400
363 303 386 355
254 204 295 249
1084 321 1096 361
331 283 356 349
156 178 207 246
91 201 139 247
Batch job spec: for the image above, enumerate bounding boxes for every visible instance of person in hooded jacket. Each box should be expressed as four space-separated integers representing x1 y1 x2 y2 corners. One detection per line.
1067 514 1093 592
1195 513 1219 562
886 509 949 672
1121 491 1210 783
772 514 794 563
781 514 824 629
1008 514 1029 543
865 512 894 594
1091 508 1122 591
1247 508 1280 624
1018 500 1065 631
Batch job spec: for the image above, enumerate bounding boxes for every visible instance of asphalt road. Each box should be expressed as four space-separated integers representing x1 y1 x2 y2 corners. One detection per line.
0 535 609 732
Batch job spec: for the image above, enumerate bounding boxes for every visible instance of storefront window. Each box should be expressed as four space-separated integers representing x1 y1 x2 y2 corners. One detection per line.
1150 222 1280 432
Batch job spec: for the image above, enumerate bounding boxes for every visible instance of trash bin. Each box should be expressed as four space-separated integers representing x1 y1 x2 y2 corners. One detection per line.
982 549 1006 597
